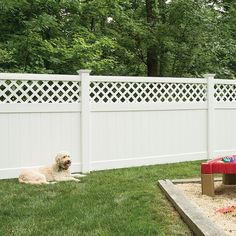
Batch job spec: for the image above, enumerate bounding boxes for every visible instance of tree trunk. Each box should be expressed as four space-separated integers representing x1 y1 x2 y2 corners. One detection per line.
146 0 158 76
147 48 158 76
91 18 95 32
158 0 166 76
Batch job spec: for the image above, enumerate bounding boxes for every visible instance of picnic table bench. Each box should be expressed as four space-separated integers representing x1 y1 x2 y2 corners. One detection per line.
201 157 236 196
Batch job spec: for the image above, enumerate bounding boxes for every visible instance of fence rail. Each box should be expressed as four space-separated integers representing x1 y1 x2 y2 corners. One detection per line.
1 71 236 179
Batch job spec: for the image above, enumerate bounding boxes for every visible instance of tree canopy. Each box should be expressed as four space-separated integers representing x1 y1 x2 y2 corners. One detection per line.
0 0 235 78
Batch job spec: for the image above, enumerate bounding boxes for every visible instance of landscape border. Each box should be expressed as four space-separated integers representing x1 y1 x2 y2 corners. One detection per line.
158 178 228 236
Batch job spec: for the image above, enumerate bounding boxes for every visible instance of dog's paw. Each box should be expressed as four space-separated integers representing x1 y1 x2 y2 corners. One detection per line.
47 181 57 184
74 178 80 182
72 173 86 178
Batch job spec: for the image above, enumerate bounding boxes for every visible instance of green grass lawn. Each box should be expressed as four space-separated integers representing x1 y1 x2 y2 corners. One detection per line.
0 161 202 236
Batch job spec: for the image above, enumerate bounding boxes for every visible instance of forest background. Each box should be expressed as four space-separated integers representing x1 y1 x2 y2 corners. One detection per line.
0 0 235 78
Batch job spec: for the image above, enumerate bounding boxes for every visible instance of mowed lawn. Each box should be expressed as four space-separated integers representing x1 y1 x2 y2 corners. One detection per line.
0 161 202 236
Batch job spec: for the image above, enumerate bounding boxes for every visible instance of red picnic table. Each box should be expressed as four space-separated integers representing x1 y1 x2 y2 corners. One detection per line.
201 157 236 196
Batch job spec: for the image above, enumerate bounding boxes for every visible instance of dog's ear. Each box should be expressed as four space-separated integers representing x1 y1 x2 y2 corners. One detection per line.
55 154 62 164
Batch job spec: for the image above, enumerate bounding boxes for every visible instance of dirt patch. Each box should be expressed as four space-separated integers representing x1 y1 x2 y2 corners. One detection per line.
176 182 236 236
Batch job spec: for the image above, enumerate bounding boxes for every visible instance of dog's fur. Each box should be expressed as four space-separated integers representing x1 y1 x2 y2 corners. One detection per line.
18 153 84 184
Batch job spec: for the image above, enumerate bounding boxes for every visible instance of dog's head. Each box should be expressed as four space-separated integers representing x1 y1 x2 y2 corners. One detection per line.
55 152 71 170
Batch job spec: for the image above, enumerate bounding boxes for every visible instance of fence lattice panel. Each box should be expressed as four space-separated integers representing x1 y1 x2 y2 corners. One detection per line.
90 81 207 103
214 84 236 102
0 80 81 103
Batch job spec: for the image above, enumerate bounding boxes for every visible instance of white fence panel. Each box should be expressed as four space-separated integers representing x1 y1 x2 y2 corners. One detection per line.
90 109 207 170
89 75 208 170
0 73 81 179
214 80 236 156
1 71 236 179
0 112 81 179
214 109 236 156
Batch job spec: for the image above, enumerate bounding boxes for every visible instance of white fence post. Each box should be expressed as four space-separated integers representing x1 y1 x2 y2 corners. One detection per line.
204 74 216 159
78 69 91 173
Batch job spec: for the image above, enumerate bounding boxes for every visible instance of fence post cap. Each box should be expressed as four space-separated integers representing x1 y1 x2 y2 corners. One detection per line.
77 69 92 74
203 74 216 78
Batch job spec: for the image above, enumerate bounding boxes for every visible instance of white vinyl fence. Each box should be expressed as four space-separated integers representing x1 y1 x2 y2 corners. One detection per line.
0 71 236 179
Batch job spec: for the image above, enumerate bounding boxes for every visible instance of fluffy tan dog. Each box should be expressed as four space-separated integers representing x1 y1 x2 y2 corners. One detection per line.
18 153 84 184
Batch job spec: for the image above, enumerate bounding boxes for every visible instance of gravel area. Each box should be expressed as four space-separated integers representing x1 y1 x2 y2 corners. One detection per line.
176 182 236 236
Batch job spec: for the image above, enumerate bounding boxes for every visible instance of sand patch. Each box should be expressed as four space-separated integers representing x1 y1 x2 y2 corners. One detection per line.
176 182 236 236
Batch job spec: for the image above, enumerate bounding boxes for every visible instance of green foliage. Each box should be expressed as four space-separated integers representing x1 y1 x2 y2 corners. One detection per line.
0 0 235 78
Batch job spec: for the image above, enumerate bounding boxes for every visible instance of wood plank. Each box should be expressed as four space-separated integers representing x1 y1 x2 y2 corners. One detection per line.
158 179 227 236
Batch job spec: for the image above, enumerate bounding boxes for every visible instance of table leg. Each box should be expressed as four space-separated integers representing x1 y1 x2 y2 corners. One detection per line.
223 174 236 185
201 173 215 197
